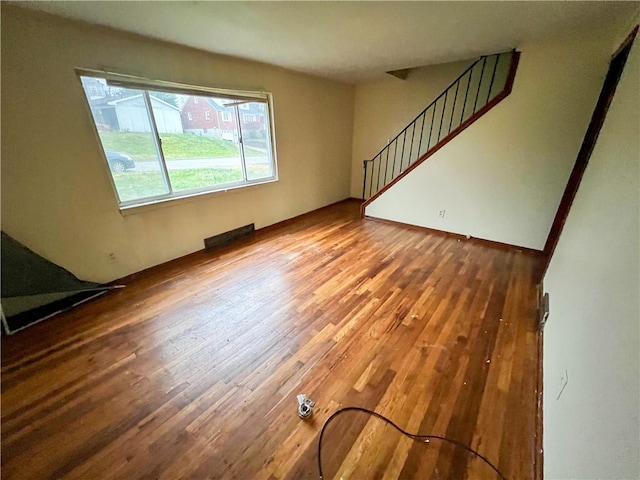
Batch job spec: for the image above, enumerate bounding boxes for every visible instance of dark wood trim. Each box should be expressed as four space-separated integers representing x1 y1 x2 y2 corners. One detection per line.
361 51 521 217
541 26 638 279
612 25 639 59
533 281 545 480
535 327 544 480
364 213 542 256
502 47 520 96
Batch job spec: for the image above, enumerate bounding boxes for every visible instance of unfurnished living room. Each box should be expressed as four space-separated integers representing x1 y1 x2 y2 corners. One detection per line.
1 2 639 479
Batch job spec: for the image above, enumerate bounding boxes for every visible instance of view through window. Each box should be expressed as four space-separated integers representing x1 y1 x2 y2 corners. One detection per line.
79 74 276 207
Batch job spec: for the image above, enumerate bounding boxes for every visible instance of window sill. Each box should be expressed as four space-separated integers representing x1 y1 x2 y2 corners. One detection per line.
118 177 278 216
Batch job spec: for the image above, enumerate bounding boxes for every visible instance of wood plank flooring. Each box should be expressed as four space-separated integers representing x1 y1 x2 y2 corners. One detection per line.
1 200 542 479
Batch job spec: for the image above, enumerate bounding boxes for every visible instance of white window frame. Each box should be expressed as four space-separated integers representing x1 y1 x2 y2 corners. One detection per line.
76 69 278 211
187 112 193 120
221 112 232 122
205 110 210 120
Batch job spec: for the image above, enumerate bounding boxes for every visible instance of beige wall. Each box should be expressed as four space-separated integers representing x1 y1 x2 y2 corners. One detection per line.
350 59 474 196
543 34 639 479
1 6 354 283
361 30 621 250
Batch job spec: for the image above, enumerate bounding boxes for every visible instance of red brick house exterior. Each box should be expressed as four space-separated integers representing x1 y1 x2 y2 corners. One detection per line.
181 97 267 141
180 97 237 140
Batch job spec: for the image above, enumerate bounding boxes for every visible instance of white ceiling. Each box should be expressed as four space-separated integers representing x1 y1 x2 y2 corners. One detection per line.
14 1 639 83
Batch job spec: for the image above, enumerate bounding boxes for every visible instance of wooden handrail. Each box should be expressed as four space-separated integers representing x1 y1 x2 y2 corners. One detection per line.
361 50 520 216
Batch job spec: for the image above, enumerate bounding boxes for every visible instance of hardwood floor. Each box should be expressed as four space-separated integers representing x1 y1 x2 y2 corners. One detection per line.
1 200 542 480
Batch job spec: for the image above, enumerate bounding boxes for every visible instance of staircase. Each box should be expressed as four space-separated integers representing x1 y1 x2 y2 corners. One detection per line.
362 50 520 209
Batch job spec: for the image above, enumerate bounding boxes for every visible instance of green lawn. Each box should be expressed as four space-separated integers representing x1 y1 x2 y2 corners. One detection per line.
99 132 264 161
113 166 271 202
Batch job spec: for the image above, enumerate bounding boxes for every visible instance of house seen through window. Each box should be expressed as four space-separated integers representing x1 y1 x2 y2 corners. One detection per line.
78 73 276 208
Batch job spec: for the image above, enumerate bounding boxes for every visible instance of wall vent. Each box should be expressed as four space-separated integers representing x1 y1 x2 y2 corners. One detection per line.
204 223 254 250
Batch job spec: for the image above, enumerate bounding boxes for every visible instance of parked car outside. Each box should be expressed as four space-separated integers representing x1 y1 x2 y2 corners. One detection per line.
106 150 135 173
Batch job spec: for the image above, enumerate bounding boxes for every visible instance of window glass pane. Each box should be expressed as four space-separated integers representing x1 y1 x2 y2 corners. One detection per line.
80 77 169 202
79 73 277 208
157 94 244 192
239 102 273 181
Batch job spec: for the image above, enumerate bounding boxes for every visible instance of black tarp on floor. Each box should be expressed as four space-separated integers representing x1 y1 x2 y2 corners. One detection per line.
1 232 113 334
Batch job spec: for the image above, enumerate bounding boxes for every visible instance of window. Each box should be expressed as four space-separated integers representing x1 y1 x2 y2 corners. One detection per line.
78 73 277 209
194 98 199 104
243 114 257 122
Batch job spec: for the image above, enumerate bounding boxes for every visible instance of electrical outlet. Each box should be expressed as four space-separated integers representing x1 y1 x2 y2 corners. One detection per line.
438 210 446 218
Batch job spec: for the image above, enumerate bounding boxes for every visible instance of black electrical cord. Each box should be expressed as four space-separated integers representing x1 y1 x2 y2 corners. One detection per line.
317 406 507 480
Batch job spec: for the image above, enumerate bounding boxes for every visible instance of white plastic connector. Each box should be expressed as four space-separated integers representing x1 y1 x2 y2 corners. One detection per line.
297 394 315 419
